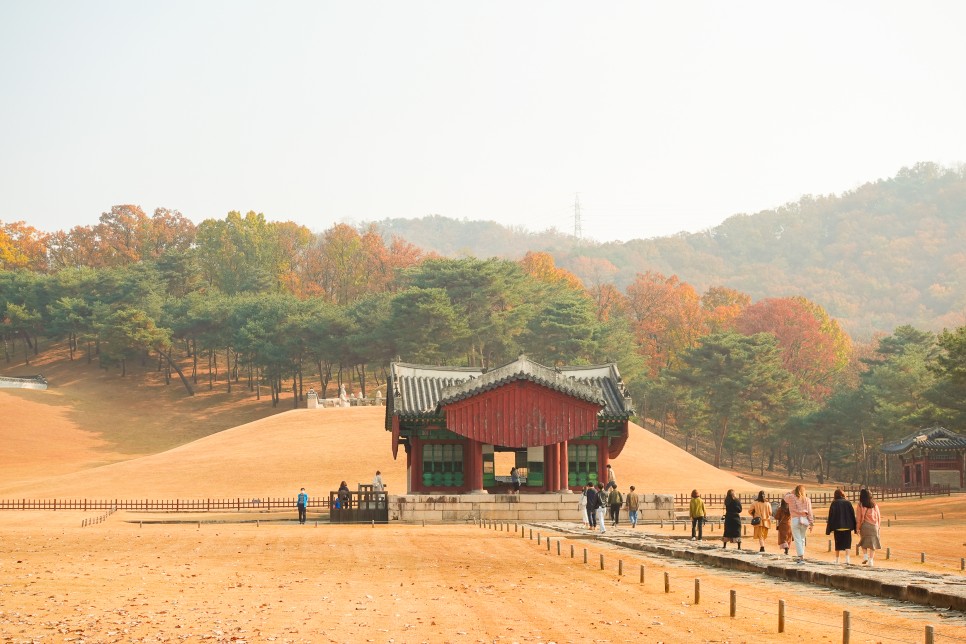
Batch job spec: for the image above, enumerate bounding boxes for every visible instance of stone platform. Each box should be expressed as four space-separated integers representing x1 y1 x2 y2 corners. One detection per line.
388 493 675 524
535 522 966 613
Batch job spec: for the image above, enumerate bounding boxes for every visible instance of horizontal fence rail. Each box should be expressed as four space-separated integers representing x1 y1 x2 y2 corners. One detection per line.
0 497 333 512
675 485 951 510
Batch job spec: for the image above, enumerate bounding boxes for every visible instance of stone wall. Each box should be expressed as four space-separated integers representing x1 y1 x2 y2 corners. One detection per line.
388 493 675 523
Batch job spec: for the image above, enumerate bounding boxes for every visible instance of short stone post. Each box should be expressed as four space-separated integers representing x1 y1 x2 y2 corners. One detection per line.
729 590 736 617
599 553 605 570
843 610 851 644
583 548 588 564
664 572 670 593
694 578 700 604
640 564 645 584
925 624 935 644
778 599 785 633
618 559 623 576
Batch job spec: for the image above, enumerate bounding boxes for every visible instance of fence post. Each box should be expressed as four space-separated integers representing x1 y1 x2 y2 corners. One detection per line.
778 599 785 633
729 590 736 617
557 540 561 556
921 552 926 564
618 560 623 576
925 625 934 644
570 544 575 558
694 578 700 604
664 572 670 593
886 547 891 560
843 610 851 644
583 548 588 564
640 564 645 584
600 554 605 570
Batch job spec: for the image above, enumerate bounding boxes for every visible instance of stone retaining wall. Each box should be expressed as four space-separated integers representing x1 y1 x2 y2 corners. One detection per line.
389 493 675 523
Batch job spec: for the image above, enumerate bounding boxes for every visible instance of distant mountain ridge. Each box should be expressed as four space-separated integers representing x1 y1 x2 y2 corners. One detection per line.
370 163 966 339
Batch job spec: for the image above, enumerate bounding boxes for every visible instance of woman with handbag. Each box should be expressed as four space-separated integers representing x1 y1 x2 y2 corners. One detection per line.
856 488 882 566
749 491 772 553
783 485 815 564
721 489 742 549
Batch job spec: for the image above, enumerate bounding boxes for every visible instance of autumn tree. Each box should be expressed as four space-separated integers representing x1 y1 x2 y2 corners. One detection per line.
736 296 850 402
701 286 750 333
625 271 706 377
0 221 49 272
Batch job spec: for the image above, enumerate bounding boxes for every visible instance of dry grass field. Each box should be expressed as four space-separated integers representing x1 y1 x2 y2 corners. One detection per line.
2 346 965 642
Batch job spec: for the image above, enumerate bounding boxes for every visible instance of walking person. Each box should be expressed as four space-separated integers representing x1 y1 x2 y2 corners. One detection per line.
689 490 706 541
749 491 773 553
783 485 815 564
372 470 385 492
722 489 743 549
605 463 617 490
625 485 640 528
296 487 308 524
856 488 882 566
584 482 600 530
594 483 608 534
578 482 590 528
826 488 857 565
607 485 623 527
510 467 521 494
774 498 792 555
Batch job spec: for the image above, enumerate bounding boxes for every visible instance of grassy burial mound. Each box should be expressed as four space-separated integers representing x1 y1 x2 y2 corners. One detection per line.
2 343 753 499
1 398 753 499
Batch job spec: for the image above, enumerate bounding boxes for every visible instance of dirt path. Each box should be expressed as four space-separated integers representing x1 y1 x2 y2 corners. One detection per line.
2 516 963 643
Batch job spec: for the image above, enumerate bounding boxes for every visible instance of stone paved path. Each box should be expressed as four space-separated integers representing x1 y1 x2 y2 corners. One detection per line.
535 521 966 612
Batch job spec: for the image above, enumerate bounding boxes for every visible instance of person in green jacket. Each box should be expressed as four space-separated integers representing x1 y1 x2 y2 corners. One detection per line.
607 485 624 526
689 489 706 541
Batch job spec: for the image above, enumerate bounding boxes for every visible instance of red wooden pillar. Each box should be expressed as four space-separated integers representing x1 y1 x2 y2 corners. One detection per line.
559 440 570 492
543 444 556 492
466 439 484 493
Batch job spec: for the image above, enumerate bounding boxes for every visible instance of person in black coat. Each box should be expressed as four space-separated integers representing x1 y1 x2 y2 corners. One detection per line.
584 483 600 529
826 488 857 564
722 489 742 549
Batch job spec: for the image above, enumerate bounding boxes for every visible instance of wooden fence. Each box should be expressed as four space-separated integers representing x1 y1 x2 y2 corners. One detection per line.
674 484 951 510
0 497 331 512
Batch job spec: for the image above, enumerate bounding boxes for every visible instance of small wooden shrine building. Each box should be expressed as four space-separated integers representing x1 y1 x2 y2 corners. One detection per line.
385 356 634 494
881 426 966 489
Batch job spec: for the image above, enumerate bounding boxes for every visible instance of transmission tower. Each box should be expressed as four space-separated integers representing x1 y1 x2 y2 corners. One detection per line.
573 193 582 241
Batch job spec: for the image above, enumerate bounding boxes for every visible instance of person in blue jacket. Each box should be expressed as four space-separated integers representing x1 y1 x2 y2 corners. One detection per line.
297 487 308 524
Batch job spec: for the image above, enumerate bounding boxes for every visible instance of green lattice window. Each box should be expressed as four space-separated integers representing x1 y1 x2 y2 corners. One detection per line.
422 443 464 487
568 444 598 487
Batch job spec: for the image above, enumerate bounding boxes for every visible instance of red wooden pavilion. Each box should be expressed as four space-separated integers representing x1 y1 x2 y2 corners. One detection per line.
385 356 634 494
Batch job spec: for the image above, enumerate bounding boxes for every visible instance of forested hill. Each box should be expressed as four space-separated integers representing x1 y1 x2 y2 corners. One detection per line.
372 163 966 339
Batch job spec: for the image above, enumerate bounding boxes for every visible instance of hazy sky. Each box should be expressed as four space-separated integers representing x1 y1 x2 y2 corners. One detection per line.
2 2 965 243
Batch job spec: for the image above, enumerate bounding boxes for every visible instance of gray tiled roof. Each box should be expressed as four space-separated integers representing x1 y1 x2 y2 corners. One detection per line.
389 356 634 419
881 426 966 454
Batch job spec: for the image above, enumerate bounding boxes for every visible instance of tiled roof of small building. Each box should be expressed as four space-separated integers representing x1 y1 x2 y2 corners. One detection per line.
389 356 633 419
880 426 966 454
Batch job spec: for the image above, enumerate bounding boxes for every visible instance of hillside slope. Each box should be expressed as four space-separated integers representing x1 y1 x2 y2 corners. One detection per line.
0 405 754 499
